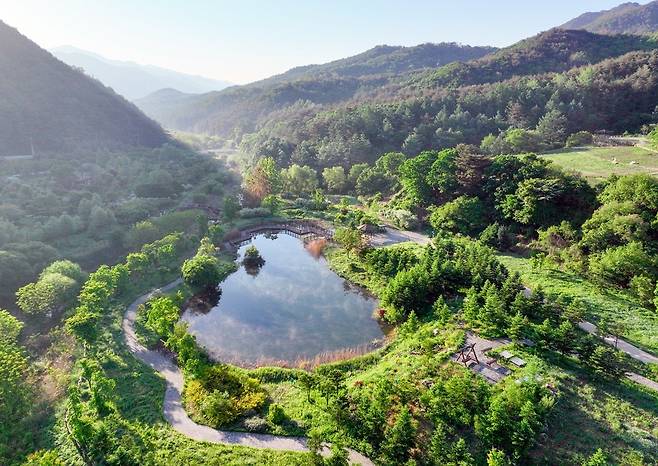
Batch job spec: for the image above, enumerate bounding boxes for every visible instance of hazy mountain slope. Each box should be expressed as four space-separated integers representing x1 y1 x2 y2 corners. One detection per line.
51 45 232 100
256 42 497 85
0 22 169 155
561 1 658 34
135 42 496 135
409 28 658 88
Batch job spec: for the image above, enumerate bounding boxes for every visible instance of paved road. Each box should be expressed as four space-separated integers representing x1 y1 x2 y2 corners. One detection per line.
122 280 373 465
578 321 658 365
369 227 431 247
521 290 658 392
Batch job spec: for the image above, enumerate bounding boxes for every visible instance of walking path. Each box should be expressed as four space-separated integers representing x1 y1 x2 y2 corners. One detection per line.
521 288 658 392
578 321 658 365
369 227 431 247
122 280 373 465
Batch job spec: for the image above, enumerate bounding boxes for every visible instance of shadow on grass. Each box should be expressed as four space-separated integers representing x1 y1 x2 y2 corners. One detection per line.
531 350 658 463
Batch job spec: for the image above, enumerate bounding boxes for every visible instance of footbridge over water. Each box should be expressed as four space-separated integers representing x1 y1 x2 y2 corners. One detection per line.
226 221 335 248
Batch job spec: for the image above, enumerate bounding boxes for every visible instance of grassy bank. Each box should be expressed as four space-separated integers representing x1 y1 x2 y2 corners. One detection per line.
498 254 658 355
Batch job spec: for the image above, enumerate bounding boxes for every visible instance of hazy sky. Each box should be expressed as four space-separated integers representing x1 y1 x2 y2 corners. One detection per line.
0 0 647 84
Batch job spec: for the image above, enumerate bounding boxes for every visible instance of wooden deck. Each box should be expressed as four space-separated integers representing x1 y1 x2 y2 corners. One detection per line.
227 221 335 248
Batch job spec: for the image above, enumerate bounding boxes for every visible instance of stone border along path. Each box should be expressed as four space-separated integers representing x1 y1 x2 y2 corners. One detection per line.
122 279 374 466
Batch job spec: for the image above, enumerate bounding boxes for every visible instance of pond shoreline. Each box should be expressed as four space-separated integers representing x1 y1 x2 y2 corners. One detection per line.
182 233 386 368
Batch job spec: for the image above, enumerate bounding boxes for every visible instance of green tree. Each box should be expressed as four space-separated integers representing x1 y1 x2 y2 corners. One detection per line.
87 206 116 239
16 281 57 315
536 110 567 146
333 227 366 256
582 449 608 466
347 163 369 189
429 196 486 236
261 194 282 215
282 164 319 195
182 255 221 293
487 448 511 466
504 128 540 153
145 296 180 339
322 166 347 193
379 406 416 465
223 195 241 221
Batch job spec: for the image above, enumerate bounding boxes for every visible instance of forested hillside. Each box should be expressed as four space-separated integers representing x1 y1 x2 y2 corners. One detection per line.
138 29 658 172
135 42 496 136
239 30 658 169
0 21 168 155
561 1 658 35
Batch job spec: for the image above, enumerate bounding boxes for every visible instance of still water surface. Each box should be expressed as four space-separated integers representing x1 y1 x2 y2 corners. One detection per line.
181 233 384 366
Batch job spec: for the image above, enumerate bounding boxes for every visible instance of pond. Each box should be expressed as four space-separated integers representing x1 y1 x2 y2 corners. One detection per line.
181 233 385 367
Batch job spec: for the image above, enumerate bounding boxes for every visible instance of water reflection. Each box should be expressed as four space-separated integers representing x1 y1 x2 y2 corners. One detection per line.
181 234 384 366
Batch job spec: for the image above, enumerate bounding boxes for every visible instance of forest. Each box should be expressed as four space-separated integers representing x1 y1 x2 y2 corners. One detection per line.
2 5 658 466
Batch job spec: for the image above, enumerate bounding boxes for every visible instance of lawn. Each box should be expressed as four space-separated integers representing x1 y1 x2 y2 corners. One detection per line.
498 254 658 355
540 146 658 184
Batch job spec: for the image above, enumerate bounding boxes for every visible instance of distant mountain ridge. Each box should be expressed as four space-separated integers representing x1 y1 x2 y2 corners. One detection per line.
51 45 232 100
0 21 168 154
135 42 497 135
560 1 658 34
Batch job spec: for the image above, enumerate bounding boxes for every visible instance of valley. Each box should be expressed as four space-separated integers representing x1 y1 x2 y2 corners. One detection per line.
1 2 658 466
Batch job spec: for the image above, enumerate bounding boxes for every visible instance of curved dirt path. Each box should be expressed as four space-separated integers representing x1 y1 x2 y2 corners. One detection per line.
122 279 373 466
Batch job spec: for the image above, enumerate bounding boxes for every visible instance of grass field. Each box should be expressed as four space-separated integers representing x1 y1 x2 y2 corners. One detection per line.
498 254 658 355
540 146 658 184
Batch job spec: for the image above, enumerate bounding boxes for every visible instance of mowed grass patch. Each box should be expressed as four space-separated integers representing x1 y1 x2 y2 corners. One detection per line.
540 146 658 184
498 254 658 355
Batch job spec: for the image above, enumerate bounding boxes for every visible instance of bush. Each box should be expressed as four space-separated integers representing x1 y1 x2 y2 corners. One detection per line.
182 255 221 292
267 403 286 425
588 242 656 287
238 207 271 218
565 131 593 147
380 208 418 230
183 365 267 428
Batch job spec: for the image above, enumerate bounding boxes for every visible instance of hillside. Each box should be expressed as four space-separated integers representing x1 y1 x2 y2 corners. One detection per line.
410 28 658 88
256 42 497 84
561 1 658 34
51 46 232 100
137 29 658 161
236 30 658 169
0 22 169 155
135 42 496 135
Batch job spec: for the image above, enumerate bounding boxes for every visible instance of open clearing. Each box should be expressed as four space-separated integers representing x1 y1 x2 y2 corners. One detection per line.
540 146 658 184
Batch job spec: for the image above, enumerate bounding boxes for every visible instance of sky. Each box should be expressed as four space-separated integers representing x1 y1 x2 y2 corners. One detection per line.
0 0 649 84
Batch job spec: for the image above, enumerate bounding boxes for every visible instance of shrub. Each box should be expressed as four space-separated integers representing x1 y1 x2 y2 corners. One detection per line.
267 403 286 425
565 131 593 147
588 242 656 287
182 255 221 292
238 207 271 218
184 365 266 428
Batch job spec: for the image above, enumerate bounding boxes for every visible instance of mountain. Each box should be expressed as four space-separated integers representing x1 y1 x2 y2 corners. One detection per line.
135 42 497 136
254 42 497 84
560 1 658 34
0 21 168 155
234 29 658 169
409 28 658 88
51 45 232 100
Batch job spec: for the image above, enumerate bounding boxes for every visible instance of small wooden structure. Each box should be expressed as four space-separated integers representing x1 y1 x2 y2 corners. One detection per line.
228 221 335 248
456 343 479 366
